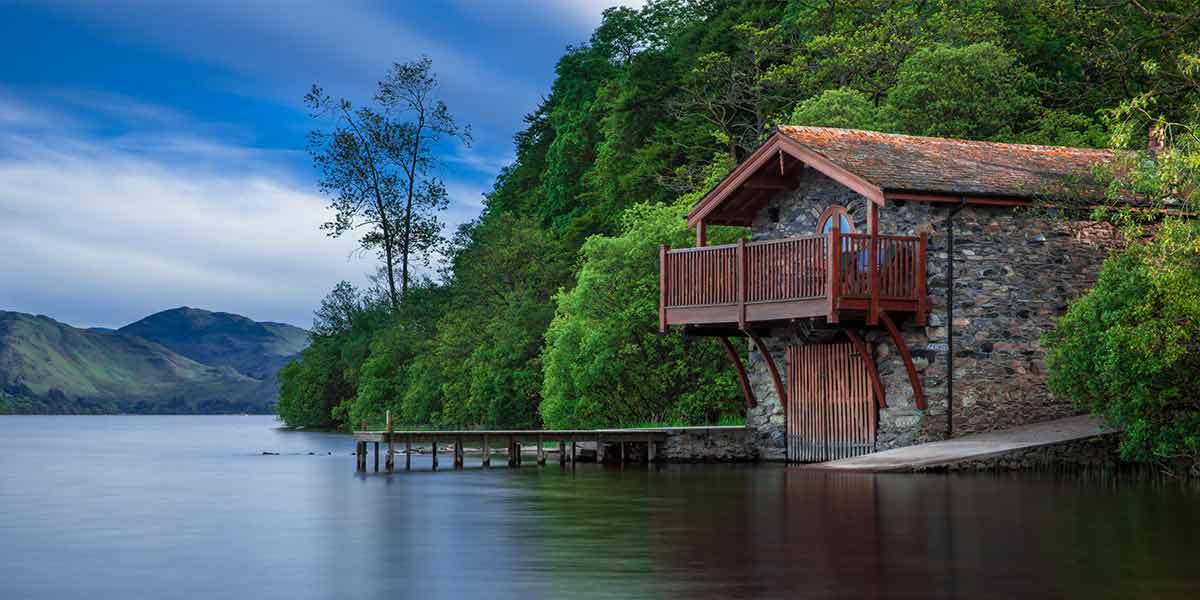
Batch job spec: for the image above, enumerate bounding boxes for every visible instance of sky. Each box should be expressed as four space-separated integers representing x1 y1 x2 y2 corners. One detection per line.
0 0 641 329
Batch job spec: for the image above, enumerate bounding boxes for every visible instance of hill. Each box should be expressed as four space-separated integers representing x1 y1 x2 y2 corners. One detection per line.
119 307 309 381
0 309 306 414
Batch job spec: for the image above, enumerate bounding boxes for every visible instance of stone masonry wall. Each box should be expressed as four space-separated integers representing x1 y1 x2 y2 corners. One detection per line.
743 168 1122 460
659 427 755 462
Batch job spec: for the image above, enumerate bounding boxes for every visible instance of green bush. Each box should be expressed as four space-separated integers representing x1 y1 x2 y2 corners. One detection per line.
1044 220 1200 471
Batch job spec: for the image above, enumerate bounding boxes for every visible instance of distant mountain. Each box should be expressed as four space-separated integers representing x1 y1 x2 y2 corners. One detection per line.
0 308 308 415
119 307 309 381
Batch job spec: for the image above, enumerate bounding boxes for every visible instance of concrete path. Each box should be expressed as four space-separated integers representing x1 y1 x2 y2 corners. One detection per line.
810 415 1111 472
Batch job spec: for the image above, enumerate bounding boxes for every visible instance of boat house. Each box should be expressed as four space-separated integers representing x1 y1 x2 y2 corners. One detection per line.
659 127 1124 462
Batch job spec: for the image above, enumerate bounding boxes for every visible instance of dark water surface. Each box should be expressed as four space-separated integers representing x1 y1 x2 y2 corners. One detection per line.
1 416 1197 599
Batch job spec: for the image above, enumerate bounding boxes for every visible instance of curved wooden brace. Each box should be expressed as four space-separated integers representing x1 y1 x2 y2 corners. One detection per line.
746 331 786 412
844 329 887 409
879 312 926 409
718 336 756 409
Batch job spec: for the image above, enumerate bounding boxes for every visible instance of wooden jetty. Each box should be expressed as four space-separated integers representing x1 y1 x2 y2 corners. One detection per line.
351 425 733 473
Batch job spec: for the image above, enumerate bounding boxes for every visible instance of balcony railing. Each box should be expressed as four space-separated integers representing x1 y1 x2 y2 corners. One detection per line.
659 230 927 329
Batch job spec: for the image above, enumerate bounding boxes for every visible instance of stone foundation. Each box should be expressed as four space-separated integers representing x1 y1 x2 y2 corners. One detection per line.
660 427 756 462
919 433 1122 472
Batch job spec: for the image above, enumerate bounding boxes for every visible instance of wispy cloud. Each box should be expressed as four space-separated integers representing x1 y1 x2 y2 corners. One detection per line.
0 92 483 328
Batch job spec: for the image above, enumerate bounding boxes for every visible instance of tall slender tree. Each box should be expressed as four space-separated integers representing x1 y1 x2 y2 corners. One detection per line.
306 57 468 308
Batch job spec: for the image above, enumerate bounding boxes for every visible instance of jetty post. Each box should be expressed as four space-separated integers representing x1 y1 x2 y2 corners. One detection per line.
385 411 395 473
482 433 491 467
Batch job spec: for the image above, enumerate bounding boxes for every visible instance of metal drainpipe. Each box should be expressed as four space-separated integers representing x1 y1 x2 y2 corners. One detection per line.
946 198 966 439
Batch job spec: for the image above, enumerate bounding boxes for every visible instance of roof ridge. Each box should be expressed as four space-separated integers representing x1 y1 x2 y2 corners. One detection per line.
778 125 1118 156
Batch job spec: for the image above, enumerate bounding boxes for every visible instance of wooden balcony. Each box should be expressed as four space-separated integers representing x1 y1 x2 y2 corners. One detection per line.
659 230 928 330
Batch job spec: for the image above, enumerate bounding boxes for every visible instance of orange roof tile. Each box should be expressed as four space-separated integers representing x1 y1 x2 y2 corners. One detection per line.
778 126 1120 200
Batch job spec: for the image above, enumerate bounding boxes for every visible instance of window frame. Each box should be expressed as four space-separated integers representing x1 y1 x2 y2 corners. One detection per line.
817 206 855 234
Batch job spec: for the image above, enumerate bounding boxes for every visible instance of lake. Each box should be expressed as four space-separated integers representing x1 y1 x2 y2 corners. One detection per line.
1 415 1197 599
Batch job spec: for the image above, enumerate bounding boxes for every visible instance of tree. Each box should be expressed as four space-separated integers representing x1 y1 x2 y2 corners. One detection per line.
306 57 468 309
673 22 793 160
540 162 743 428
880 42 1039 140
787 87 880 130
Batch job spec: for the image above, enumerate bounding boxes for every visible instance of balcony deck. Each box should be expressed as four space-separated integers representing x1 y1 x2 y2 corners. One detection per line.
659 230 927 330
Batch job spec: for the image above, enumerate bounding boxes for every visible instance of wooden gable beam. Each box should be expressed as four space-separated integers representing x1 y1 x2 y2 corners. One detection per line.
688 132 885 228
743 174 800 190
776 134 884 206
687 137 788 228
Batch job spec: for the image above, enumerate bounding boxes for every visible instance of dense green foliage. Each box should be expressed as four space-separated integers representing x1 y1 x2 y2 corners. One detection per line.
1045 221 1200 471
541 168 743 428
0 308 301 414
277 1 1200 452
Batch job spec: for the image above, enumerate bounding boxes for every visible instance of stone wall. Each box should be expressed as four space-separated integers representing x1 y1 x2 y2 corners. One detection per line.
925 433 1122 472
659 427 756 462
743 168 1122 460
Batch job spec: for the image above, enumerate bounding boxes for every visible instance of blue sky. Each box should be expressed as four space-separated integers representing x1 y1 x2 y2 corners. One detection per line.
0 0 638 328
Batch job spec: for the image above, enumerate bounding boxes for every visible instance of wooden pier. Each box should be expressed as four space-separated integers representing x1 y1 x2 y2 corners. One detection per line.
351 426 718 473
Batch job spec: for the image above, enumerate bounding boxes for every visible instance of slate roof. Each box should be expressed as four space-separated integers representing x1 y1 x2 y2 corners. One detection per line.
778 126 1120 200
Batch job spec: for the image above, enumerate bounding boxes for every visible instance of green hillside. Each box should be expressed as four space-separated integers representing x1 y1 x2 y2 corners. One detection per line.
119 307 309 381
0 310 302 414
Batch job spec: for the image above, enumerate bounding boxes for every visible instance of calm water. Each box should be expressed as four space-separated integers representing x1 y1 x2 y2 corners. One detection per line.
1 416 1197 599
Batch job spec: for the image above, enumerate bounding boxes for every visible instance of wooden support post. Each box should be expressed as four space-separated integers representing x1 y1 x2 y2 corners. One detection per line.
516 442 523 466
647 436 656 464
559 440 567 465
916 230 929 326
696 220 707 247
747 332 782 409
868 204 880 325
719 336 755 409
455 436 463 469
431 440 439 471
595 434 603 464
880 311 927 409
659 244 669 333
483 434 490 467
373 441 380 472
828 226 841 323
619 441 625 465
355 441 363 472
537 433 545 466
736 237 747 329
385 411 394 473
569 440 576 466
405 435 412 471
845 328 887 408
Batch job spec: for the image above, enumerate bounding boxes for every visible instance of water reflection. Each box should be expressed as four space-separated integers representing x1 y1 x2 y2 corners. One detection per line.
1 417 1197 599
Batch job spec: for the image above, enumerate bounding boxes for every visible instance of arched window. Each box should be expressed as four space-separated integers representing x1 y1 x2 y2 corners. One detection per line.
817 206 854 234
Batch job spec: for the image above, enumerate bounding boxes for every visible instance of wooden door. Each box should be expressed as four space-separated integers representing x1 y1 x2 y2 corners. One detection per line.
787 342 876 462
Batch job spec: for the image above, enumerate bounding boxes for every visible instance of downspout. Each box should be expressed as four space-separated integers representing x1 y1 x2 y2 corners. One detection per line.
945 198 967 439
